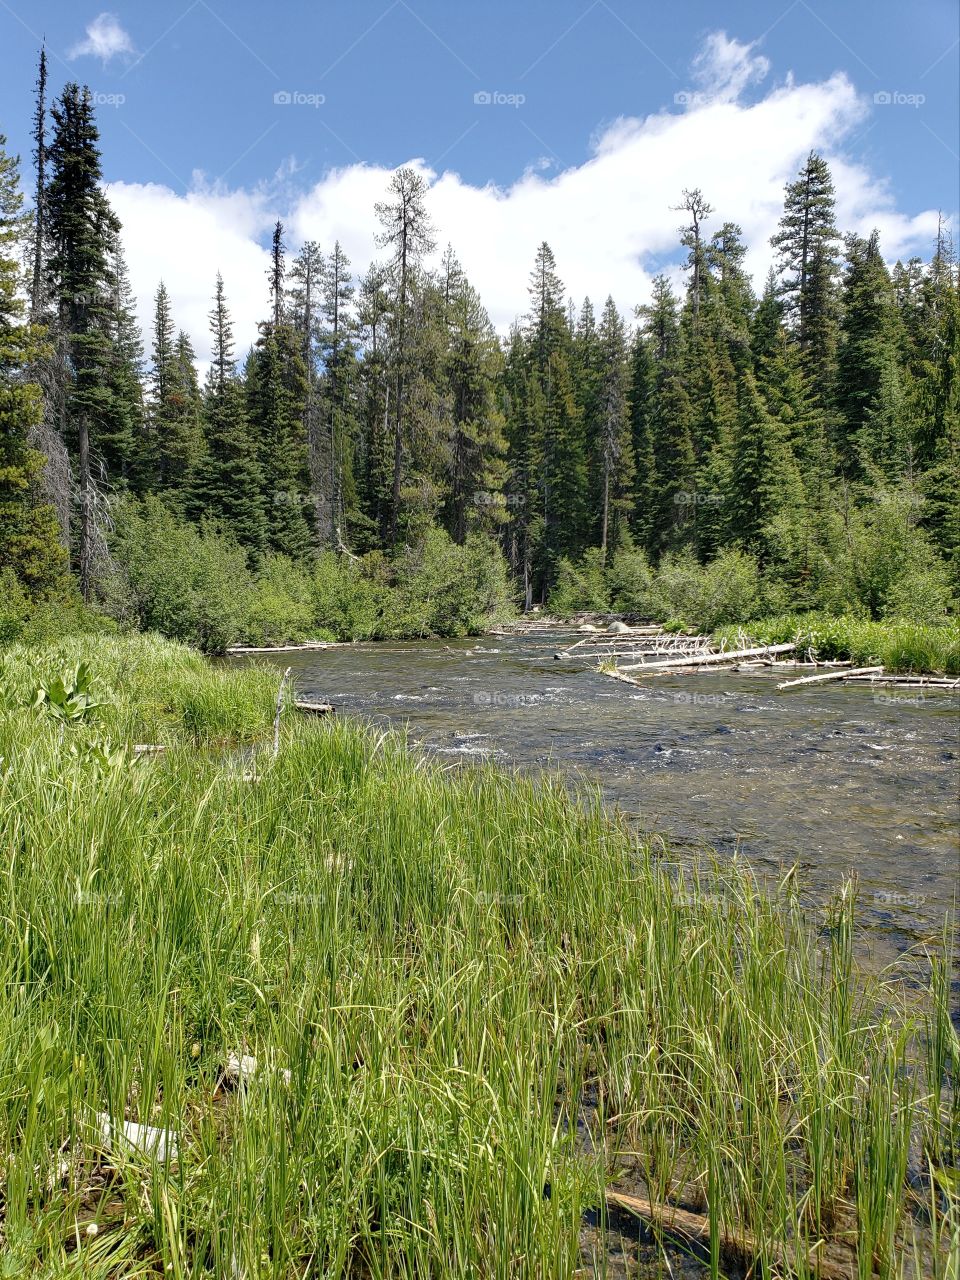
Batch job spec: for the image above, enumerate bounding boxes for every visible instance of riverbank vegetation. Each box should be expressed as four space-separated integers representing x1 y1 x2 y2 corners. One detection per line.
2 66 958 653
717 613 960 677
0 634 957 1276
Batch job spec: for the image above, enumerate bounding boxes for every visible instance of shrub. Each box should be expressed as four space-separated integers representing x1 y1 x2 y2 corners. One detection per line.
548 549 611 617
607 548 655 617
881 564 955 623
244 555 318 646
388 530 513 637
106 497 252 652
311 552 388 641
648 549 761 631
0 567 115 649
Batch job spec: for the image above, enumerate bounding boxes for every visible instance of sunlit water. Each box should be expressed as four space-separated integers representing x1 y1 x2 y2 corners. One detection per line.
244 630 959 964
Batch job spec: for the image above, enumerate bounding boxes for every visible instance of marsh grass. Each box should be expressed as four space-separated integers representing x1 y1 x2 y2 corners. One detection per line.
0 637 956 1277
717 614 960 676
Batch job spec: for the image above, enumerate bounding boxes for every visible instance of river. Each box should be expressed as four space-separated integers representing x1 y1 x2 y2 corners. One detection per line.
250 628 959 965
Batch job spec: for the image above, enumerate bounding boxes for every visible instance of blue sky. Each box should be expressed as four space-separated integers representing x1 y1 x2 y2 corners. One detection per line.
1 1 957 358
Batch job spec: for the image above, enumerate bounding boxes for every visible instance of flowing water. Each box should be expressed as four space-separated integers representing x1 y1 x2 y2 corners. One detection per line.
249 627 960 964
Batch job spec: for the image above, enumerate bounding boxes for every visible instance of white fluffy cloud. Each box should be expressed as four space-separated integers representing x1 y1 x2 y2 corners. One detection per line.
69 13 135 63
106 33 946 367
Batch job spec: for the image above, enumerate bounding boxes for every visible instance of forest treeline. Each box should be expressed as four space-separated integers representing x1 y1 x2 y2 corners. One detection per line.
2 60 958 648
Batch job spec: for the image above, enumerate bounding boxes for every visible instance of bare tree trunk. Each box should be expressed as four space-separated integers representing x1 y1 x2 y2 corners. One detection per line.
601 464 610 566
79 417 92 601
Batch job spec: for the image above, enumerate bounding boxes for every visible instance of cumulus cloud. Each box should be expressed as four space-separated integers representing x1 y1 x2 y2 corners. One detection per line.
106 31 946 368
69 13 135 63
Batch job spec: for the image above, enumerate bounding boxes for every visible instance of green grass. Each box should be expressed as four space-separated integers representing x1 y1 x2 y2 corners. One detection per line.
716 612 960 676
0 636 957 1277
0 633 281 746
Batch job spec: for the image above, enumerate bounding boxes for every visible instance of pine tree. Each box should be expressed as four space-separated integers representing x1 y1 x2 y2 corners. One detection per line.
836 231 909 480
541 348 587 588
596 297 633 560
320 240 358 550
355 261 393 546
771 152 840 397
144 283 201 503
247 222 311 556
375 167 436 542
288 239 327 543
627 326 656 549
0 134 65 596
674 188 714 334
29 47 48 320
648 372 696 556
525 241 568 371
45 83 121 597
99 231 144 483
442 280 506 543
502 327 539 609
191 274 265 548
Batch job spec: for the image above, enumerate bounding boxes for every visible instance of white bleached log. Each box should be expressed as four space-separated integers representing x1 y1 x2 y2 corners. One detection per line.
777 665 883 690
616 643 795 675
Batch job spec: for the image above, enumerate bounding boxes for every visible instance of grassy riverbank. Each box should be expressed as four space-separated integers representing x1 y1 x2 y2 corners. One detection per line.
0 635 957 1277
716 614 960 677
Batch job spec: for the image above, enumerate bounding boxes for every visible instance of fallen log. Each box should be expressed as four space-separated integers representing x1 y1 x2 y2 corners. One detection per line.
844 674 959 688
605 1190 861 1280
225 641 337 654
554 635 593 660
777 665 883 690
617 642 795 675
293 700 335 715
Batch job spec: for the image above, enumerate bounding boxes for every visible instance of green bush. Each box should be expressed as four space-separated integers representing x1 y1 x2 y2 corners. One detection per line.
0 566 115 649
106 498 253 653
548 549 611 617
881 564 955 623
648 548 762 631
387 530 513 637
245 555 319 646
607 547 655 617
310 552 386 640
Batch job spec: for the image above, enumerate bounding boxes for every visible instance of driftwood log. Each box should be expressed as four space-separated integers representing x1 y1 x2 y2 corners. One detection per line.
616 642 795 675
605 1190 864 1280
777 665 883 690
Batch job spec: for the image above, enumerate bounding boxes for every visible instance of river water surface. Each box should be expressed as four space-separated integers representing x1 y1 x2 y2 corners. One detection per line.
253 629 959 963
